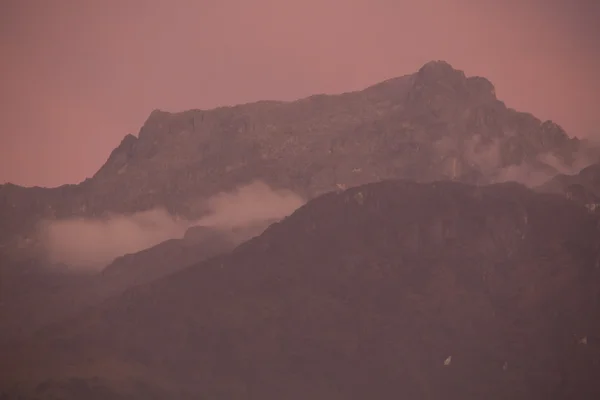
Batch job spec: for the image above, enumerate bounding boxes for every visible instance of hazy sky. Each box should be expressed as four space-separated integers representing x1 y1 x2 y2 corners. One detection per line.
1 0 599 187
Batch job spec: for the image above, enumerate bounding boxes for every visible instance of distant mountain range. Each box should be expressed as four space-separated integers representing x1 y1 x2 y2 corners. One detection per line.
1 61 600 399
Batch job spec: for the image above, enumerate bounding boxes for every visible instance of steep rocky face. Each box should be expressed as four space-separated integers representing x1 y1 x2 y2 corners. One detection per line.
0 61 595 259
3 180 600 399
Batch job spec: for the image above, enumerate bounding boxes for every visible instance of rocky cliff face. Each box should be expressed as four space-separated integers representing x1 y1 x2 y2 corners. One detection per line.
0 60 595 260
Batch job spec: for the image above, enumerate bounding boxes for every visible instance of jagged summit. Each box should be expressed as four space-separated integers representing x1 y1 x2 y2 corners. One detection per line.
136 60 487 122
408 60 497 111
414 60 496 98
416 59 466 82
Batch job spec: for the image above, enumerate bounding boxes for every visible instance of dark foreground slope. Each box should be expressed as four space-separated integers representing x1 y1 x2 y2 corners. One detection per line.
3 180 600 399
0 224 262 343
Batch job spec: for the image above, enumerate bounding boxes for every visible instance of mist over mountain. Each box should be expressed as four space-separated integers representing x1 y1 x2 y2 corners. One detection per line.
33 180 304 271
3 180 600 399
0 181 300 342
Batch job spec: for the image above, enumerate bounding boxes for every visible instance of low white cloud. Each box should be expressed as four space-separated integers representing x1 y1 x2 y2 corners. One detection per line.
37 180 305 270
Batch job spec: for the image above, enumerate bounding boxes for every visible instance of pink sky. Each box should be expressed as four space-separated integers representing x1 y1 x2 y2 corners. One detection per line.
1 0 599 187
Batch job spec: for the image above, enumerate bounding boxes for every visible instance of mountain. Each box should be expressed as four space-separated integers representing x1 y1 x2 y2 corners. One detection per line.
2 180 600 399
1 60 596 263
2 61 599 398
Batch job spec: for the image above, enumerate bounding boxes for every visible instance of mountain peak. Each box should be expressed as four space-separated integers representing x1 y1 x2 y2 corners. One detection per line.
416 60 465 81
407 60 498 117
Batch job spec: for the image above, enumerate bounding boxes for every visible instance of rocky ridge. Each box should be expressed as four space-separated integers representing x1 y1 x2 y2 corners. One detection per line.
0 60 596 261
